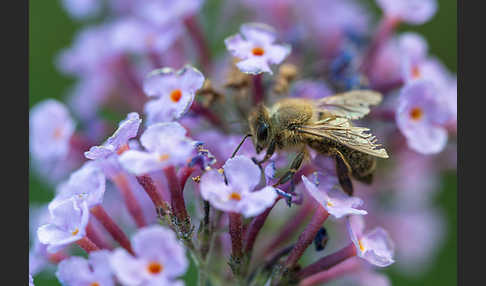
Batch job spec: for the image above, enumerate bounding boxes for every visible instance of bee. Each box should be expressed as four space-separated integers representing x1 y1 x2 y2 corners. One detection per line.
245 90 389 196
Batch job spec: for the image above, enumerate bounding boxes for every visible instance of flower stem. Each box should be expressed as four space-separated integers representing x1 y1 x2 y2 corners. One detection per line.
228 212 243 276
297 243 356 279
298 258 360 286
136 175 171 216
252 74 264 105
184 15 212 73
86 221 113 250
90 205 133 254
178 166 196 191
244 199 279 255
112 173 147 228
284 205 329 268
164 166 192 235
190 102 226 131
75 237 100 253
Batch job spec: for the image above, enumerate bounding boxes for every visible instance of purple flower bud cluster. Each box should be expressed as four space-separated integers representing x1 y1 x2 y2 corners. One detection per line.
29 0 456 285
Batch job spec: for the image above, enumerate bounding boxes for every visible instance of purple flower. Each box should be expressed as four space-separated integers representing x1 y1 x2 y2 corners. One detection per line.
30 99 75 162
200 156 278 217
376 0 437 25
50 162 106 210
143 66 205 124
134 0 204 27
85 113 142 160
110 225 188 285
346 216 395 267
61 0 101 20
348 269 391 286
396 80 450 154
119 122 195 175
37 198 90 253
111 18 182 55
29 274 34 286
301 175 367 219
225 23 291 75
56 250 114 286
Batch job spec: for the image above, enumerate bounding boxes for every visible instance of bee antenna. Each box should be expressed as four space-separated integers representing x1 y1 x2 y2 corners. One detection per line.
231 134 252 158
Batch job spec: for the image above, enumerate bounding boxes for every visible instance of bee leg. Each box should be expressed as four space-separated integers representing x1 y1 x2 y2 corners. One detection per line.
273 150 305 187
332 149 354 196
255 141 276 165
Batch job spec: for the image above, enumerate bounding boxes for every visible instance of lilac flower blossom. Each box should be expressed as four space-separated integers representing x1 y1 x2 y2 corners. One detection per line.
301 175 367 219
119 122 195 175
61 0 101 20
56 250 115 286
37 198 90 253
30 99 75 162
85 112 142 160
376 0 437 25
396 80 450 154
346 215 395 267
50 161 106 210
225 23 291 75
143 66 205 124
110 225 188 286
29 274 34 286
200 156 278 217
134 0 204 28
111 18 182 55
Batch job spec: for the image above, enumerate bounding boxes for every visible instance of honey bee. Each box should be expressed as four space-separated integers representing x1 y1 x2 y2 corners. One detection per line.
245 90 389 196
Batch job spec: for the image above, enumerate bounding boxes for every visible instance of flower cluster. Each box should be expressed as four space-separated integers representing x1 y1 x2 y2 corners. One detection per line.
30 0 456 285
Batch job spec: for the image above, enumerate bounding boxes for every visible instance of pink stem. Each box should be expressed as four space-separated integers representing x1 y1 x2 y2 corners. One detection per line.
284 205 330 268
136 175 170 213
112 174 147 228
298 258 361 286
264 199 312 256
91 205 133 254
164 166 190 231
184 15 212 73
75 237 100 253
253 74 264 105
229 212 243 259
190 102 225 129
86 221 113 250
244 199 280 254
298 243 357 279
178 166 195 191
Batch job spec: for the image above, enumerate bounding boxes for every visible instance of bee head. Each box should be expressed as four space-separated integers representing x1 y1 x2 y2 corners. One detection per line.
248 104 272 154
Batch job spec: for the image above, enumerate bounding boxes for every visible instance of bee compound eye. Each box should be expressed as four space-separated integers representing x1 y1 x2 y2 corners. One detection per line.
257 123 268 141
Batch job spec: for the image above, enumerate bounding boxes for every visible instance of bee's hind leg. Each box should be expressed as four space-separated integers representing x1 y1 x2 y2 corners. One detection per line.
332 149 354 196
272 150 306 187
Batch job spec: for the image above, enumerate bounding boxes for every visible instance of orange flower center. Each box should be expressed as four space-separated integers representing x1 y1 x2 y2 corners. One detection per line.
71 228 79 236
170 89 182 102
358 239 365 252
116 143 130 155
326 201 334 207
229 192 242 201
158 154 170 162
53 128 63 139
411 65 421 79
252 47 265 56
90 283 100 286
147 262 164 275
409 107 423 121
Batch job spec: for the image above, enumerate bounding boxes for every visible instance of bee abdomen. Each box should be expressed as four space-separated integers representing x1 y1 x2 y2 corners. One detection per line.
337 146 376 184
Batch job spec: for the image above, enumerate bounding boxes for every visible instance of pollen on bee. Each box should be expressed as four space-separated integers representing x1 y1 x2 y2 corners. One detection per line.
252 47 265 56
229 192 242 201
409 107 423 121
170 89 183 102
147 261 164 274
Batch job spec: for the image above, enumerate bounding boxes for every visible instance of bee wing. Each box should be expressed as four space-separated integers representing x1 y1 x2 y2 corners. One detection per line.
315 90 383 120
297 117 389 158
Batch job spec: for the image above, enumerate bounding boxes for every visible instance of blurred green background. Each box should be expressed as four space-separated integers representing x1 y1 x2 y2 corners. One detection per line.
29 0 457 285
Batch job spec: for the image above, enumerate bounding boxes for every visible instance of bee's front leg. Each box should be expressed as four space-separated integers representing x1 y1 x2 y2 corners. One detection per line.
253 140 276 166
272 150 305 187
